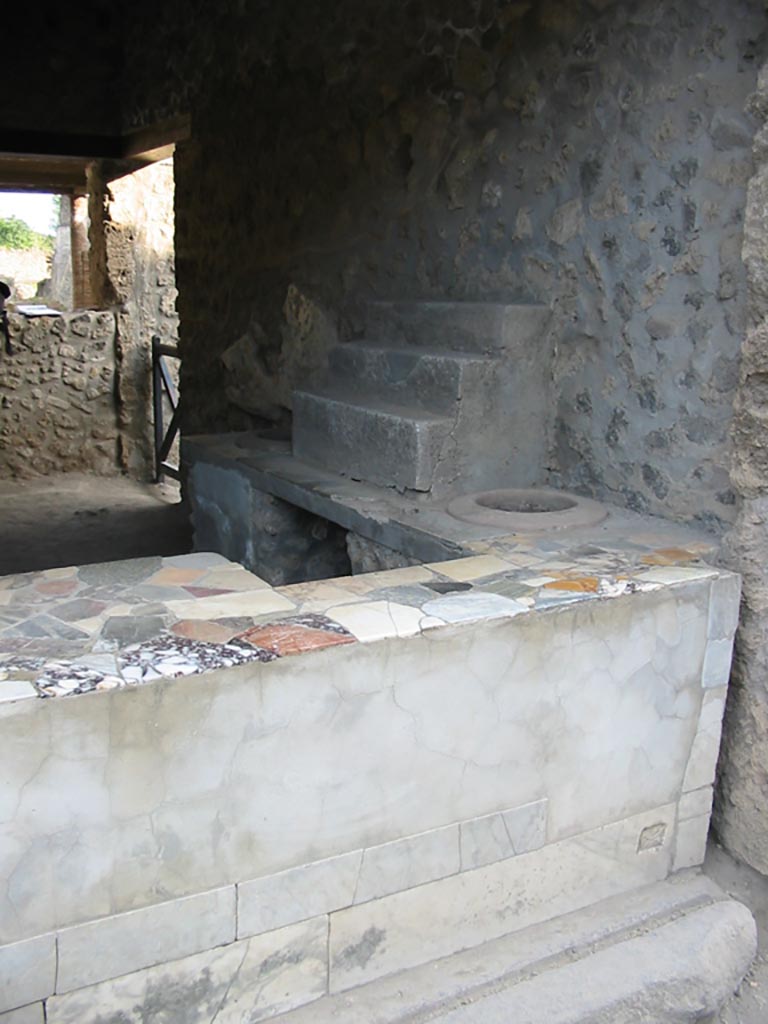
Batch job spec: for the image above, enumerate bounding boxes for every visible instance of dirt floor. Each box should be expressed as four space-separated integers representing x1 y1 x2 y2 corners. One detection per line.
0 472 192 575
708 840 768 1023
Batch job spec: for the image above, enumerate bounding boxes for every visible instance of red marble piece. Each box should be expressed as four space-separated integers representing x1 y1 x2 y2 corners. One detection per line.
237 622 357 657
36 579 79 597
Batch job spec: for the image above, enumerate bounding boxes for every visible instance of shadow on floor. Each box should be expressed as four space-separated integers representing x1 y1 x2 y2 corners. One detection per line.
0 473 193 576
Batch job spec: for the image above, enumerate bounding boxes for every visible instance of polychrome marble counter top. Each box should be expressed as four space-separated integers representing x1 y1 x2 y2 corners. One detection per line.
0 506 725 701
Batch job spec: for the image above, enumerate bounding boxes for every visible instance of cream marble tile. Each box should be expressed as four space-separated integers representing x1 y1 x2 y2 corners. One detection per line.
276 582 365 613
57 886 236 994
165 590 296 621
329 805 675 993
197 568 271 592
424 555 514 582
635 566 719 585
521 575 557 586
0 933 55 1014
326 600 426 641
238 851 361 939
47 916 328 1024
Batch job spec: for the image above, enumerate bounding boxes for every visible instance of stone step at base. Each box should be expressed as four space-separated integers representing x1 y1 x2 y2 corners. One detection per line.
275 873 756 1024
328 342 493 414
292 387 453 492
366 300 550 355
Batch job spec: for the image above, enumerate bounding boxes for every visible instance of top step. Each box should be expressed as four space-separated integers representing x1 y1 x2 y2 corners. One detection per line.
366 301 550 355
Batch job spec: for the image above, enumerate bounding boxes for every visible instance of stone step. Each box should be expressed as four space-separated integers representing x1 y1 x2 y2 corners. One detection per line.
328 342 493 414
292 387 453 492
366 300 550 355
274 873 756 1024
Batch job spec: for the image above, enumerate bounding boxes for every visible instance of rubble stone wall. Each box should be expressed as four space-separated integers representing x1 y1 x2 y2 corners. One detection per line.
0 312 119 477
126 0 763 530
715 61 768 875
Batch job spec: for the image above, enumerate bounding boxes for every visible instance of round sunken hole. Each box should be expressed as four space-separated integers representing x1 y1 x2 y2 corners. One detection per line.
475 490 578 514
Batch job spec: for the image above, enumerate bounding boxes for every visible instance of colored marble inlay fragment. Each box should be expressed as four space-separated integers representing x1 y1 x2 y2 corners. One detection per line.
237 614 356 656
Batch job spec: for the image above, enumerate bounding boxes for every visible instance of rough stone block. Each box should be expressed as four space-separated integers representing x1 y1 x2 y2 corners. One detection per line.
57 885 236 994
0 934 55 1014
46 916 328 1024
292 388 452 492
328 805 675 993
328 343 490 414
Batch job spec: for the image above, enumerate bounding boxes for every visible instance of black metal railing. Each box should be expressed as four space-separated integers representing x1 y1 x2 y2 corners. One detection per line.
152 336 180 482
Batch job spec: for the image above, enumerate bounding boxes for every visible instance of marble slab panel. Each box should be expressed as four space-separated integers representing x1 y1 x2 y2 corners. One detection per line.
238 852 361 939
57 885 236 993
459 800 547 870
0 933 55 1013
701 636 736 688
683 688 728 793
673 814 710 871
328 805 675 992
0 1005 44 1024
354 825 459 904
708 573 742 640
678 785 713 821
47 916 328 1024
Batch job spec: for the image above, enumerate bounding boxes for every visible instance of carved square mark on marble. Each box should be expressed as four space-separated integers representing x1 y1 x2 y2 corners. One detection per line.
236 614 356 657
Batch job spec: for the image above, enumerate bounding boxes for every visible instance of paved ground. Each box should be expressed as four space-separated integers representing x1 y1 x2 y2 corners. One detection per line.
708 841 768 1023
0 472 192 575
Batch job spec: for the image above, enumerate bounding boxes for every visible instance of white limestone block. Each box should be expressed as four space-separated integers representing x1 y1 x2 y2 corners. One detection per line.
57 885 236 994
329 805 675 993
674 814 710 871
0 934 55 1014
47 916 328 1024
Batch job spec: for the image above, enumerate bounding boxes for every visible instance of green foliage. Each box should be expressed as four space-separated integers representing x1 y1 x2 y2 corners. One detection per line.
0 216 54 253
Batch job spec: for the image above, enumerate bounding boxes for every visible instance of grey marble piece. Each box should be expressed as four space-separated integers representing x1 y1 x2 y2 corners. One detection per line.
101 615 168 646
77 557 163 587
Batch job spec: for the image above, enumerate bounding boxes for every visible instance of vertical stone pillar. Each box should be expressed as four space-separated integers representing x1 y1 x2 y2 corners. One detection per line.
71 194 94 310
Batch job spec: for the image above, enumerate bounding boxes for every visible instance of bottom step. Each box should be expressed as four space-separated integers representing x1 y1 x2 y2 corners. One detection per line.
275 873 755 1024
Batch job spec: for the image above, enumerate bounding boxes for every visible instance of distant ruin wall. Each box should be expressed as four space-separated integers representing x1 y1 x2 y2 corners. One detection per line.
0 312 119 478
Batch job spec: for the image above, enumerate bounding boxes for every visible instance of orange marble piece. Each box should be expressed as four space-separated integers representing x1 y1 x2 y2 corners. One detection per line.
149 567 205 586
641 547 699 566
542 576 600 593
171 619 237 643
238 623 356 656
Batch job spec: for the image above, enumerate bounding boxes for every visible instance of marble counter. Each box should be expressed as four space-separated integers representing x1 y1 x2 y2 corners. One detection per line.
0 507 741 1024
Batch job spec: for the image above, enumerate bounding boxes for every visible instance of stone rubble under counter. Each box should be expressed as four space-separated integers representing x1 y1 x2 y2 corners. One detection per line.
0 509 729 701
